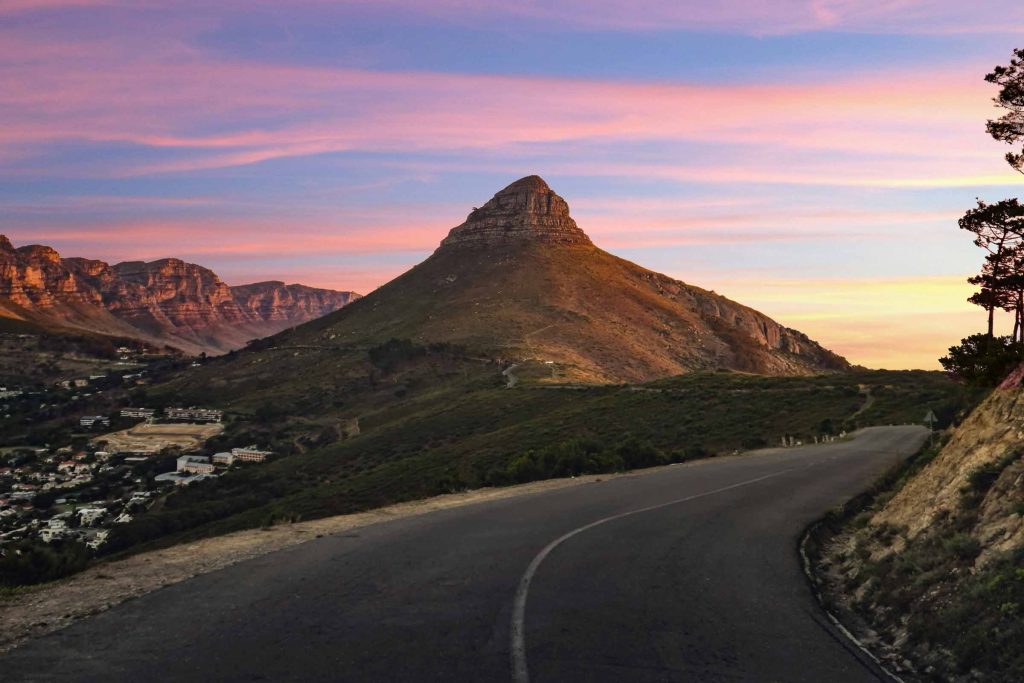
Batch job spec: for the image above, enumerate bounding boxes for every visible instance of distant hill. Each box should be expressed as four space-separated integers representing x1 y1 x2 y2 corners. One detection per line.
281 175 847 382
0 235 360 354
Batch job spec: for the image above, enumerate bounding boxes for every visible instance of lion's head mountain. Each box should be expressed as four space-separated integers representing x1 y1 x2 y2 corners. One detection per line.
0 176 847 382
267 175 847 383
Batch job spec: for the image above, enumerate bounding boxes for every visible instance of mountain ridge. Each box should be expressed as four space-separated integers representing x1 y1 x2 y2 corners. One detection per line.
0 236 360 354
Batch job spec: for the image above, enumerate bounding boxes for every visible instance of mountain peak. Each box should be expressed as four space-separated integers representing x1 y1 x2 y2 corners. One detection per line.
498 174 551 194
439 175 592 249
0 235 14 253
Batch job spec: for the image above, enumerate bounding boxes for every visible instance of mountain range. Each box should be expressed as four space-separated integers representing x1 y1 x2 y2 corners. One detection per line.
282 175 847 383
0 235 359 354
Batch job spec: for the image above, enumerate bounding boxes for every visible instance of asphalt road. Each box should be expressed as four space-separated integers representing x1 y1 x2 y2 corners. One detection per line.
2 426 927 683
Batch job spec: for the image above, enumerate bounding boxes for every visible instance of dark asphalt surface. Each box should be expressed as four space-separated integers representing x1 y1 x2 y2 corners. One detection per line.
2 426 927 683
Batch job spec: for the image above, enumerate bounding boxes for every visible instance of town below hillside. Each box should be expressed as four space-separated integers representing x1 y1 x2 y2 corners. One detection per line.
0 341 282 584
0 329 977 588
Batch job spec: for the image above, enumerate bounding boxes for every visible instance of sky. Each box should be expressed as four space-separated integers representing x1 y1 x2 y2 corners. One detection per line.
1 1 1023 369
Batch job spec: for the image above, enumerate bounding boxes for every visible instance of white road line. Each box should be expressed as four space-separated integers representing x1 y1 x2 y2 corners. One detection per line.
509 467 795 683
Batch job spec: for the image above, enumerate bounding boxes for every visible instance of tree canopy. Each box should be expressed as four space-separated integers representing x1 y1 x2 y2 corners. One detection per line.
959 199 1024 339
987 47 1024 174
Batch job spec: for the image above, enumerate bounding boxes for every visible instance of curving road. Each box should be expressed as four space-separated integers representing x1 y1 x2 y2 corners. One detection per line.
3 426 927 683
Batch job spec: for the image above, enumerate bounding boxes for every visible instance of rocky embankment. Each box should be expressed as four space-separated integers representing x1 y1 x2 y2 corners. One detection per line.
812 371 1024 681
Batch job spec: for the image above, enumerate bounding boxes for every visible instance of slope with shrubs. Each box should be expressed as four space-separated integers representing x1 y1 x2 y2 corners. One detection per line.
811 375 1024 682
104 344 973 558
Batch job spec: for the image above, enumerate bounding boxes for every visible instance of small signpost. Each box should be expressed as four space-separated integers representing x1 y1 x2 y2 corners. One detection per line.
924 409 938 442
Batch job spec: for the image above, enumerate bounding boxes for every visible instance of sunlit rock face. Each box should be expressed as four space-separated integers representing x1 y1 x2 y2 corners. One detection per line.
231 281 360 324
440 175 593 249
0 235 359 353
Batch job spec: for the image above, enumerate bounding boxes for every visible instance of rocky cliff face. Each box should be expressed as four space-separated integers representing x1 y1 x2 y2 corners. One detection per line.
232 282 359 324
440 175 593 248
874 382 1024 561
0 236 360 354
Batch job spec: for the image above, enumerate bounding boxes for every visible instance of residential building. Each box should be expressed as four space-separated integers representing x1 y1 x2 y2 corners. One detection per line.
155 471 217 487
231 445 273 463
79 415 110 428
77 507 106 526
120 407 156 419
86 529 110 550
164 407 223 423
176 455 215 474
212 451 234 466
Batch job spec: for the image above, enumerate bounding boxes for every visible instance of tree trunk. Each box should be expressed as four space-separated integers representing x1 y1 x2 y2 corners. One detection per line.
1011 288 1019 342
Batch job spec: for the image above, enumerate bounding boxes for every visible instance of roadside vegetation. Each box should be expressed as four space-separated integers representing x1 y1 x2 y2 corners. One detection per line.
808 47 1024 683
941 48 1024 387
96 340 972 560
809 438 1024 681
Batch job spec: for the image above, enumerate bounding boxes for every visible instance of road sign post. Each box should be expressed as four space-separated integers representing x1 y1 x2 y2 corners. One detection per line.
923 409 938 442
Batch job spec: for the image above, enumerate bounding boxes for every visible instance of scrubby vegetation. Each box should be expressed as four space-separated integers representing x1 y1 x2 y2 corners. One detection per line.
940 334 1024 387
809 438 1024 681
0 539 91 587
105 346 972 558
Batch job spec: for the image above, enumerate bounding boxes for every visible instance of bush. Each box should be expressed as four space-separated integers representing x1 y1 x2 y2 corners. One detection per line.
961 449 1021 508
940 334 1024 386
943 533 982 562
0 540 91 587
503 436 669 484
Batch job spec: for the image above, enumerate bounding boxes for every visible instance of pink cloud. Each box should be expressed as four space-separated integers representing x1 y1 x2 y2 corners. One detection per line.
0 47 1007 187
12 1 1005 36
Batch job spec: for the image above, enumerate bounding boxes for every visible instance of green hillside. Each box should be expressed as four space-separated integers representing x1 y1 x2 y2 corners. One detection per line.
110 348 975 553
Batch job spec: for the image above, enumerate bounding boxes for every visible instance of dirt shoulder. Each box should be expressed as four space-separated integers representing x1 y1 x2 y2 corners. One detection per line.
0 464 703 654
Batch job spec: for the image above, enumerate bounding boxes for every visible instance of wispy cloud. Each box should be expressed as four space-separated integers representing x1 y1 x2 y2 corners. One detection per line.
0 44 1006 188
9 1 1016 36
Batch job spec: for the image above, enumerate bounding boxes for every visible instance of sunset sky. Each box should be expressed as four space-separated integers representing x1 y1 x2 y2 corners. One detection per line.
2 1 1023 369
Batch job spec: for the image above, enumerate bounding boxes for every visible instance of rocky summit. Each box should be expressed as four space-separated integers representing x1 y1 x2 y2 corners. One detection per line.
440 175 592 248
266 175 848 383
0 237 359 354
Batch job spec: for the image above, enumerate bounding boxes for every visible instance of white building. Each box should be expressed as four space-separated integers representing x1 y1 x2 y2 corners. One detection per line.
165 407 223 423
176 455 215 474
77 507 106 526
87 529 110 550
120 407 155 419
231 445 273 463
79 415 110 428
155 471 218 487
212 452 234 466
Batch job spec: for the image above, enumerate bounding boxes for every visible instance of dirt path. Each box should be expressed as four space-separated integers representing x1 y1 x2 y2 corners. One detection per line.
850 385 875 420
